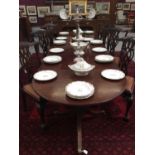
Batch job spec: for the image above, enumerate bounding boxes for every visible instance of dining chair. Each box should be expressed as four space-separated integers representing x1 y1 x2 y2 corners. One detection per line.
95 35 135 121
19 41 41 111
19 41 47 128
101 27 120 56
119 37 135 74
32 29 51 57
115 37 135 121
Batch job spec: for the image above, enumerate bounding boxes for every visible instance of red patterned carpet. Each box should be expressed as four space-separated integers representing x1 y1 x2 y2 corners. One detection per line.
19 62 135 155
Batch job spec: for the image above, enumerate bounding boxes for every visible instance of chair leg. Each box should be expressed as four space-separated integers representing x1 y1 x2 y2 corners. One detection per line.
122 93 134 121
21 89 27 111
36 98 47 128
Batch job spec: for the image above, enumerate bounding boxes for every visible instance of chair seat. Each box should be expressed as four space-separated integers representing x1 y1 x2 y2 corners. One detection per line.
125 76 134 93
23 84 40 101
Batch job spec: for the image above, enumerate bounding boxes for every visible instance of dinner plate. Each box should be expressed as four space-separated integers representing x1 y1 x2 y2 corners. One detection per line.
53 40 66 45
92 47 107 52
101 69 125 80
59 31 69 35
84 30 94 34
43 55 62 64
49 48 64 53
65 81 95 99
83 37 94 41
59 8 69 20
87 8 96 19
90 39 103 45
56 36 67 40
95 55 114 63
33 70 57 81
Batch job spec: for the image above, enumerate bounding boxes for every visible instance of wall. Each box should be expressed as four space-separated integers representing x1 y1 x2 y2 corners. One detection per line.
19 0 110 26
19 0 133 26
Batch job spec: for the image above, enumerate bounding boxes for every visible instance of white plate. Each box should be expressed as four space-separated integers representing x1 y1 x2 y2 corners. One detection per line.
49 48 64 53
53 40 66 45
92 47 107 53
95 55 114 63
90 39 103 45
87 8 96 19
59 8 69 20
43 55 62 64
101 69 125 80
84 30 94 34
83 37 94 41
56 36 67 40
33 70 57 81
59 31 69 35
65 81 95 99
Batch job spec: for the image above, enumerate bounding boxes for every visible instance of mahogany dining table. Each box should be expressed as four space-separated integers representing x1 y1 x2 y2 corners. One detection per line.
32 32 127 154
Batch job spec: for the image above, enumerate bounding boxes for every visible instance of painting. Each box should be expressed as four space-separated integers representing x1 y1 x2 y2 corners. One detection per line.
19 5 27 16
130 3 135 11
28 16 38 23
27 6 37 15
52 5 64 15
123 3 130 10
96 2 110 14
37 6 50 18
117 3 123 10
69 0 87 15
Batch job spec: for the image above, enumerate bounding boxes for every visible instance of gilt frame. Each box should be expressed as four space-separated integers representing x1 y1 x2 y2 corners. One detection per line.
69 0 87 16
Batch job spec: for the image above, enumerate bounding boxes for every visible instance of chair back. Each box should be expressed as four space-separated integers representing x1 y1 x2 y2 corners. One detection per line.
101 27 120 55
120 37 135 74
19 41 40 83
32 29 51 57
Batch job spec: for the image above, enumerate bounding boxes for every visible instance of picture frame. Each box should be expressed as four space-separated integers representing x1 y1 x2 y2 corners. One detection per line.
53 5 64 15
64 4 69 9
87 3 95 9
96 2 110 14
117 3 123 10
130 3 135 11
19 5 27 16
123 3 130 10
26 5 37 15
69 0 87 16
28 16 38 23
37 6 50 18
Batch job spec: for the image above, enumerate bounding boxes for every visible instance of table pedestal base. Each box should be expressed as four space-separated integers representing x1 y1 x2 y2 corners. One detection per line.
76 110 88 155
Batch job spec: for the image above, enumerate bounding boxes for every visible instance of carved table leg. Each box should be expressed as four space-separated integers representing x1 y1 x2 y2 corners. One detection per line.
36 97 47 128
76 109 88 155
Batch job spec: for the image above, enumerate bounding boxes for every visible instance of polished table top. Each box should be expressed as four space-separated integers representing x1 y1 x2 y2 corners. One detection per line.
32 36 127 107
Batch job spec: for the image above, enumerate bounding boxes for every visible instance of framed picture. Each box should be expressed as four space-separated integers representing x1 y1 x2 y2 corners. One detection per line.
28 16 38 23
123 3 130 10
130 3 135 11
37 6 50 18
64 4 69 9
87 3 95 9
53 5 64 15
26 6 37 15
96 2 110 14
117 3 123 10
69 0 87 16
19 5 27 16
